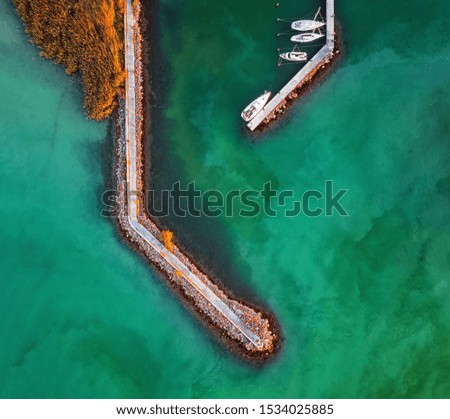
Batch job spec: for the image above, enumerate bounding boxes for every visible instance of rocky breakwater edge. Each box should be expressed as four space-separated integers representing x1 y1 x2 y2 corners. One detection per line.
256 23 343 132
113 2 280 362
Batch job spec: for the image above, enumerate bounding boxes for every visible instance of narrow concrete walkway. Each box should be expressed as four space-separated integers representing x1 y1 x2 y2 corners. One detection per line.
123 0 262 349
247 0 335 131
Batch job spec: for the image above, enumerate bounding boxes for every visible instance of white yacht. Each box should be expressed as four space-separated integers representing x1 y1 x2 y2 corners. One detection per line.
291 32 325 43
279 50 307 62
291 7 325 31
241 91 271 122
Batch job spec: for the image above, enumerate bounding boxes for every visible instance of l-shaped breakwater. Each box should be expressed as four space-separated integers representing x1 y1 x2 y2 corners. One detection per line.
115 0 279 361
248 0 338 131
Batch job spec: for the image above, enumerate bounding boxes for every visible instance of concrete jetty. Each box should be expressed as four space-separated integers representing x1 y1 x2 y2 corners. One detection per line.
247 0 335 131
123 0 268 351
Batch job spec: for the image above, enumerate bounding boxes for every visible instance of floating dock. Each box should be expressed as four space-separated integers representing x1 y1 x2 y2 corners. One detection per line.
247 0 335 131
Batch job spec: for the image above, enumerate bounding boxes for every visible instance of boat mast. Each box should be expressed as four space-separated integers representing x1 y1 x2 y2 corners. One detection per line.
313 7 321 22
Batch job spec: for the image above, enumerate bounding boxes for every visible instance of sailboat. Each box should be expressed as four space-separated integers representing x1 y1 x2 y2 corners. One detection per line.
291 7 325 31
241 91 271 122
279 45 307 63
291 29 324 43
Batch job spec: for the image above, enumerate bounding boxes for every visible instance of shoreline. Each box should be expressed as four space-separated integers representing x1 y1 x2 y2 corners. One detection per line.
12 0 125 120
113 1 280 363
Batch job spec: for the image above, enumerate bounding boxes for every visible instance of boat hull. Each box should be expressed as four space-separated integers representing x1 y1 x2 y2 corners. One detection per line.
290 32 325 43
241 92 272 122
291 20 325 31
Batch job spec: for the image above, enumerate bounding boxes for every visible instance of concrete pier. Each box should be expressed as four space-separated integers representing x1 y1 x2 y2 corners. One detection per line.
247 0 335 131
123 0 264 349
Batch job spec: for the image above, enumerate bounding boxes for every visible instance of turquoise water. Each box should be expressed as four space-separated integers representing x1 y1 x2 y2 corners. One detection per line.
1 0 449 398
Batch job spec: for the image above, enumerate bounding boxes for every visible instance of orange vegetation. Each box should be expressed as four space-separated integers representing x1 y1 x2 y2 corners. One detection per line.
13 0 125 120
161 230 174 252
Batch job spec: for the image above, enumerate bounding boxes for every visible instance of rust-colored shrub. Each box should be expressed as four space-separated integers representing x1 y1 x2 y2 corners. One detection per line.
13 0 125 120
161 230 174 252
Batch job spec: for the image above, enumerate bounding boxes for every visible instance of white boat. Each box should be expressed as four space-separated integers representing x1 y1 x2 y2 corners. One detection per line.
241 91 271 122
291 20 325 31
279 50 307 62
291 7 325 31
291 32 325 43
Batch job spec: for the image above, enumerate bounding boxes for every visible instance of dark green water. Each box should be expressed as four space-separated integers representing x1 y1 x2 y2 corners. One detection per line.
1 0 449 398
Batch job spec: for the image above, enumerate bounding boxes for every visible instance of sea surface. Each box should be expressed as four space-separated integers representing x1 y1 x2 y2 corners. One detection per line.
0 0 449 398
